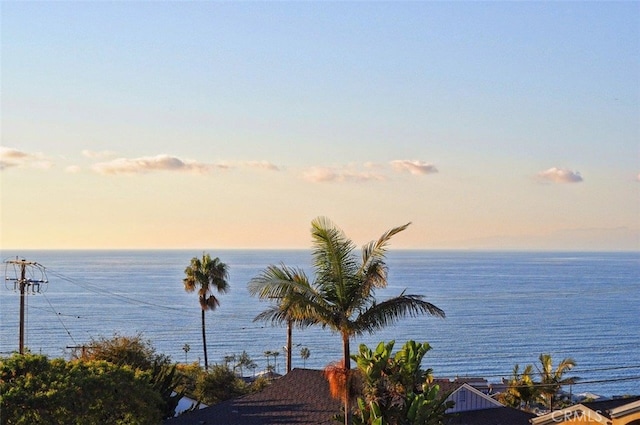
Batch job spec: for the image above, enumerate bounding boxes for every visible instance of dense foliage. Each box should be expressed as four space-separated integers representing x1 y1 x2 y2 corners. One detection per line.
497 354 577 411
77 333 183 419
175 359 269 408
0 336 270 424
0 353 163 425
349 340 453 425
193 364 251 405
78 332 170 369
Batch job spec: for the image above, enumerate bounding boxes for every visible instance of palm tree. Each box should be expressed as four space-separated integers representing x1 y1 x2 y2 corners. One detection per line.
300 347 310 368
236 350 254 377
182 343 190 363
183 253 229 371
249 264 315 374
248 217 445 423
500 364 537 410
264 350 273 371
536 353 577 411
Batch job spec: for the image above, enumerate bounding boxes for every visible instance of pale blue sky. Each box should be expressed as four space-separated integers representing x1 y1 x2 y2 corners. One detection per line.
1 1 638 250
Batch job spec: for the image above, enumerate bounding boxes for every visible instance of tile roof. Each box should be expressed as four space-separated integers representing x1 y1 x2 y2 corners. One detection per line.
164 368 342 425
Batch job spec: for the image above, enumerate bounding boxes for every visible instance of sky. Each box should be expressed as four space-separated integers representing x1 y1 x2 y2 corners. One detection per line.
1 1 638 251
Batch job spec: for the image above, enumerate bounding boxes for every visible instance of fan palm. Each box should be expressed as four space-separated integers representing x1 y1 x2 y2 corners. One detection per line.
249 217 445 424
183 253 229 371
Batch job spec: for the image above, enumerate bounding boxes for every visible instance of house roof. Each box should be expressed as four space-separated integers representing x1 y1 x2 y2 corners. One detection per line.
446 382 504 411
444 406 536 425
432 378 464 395
530 396 640 425
168 369 633 425
582 395 640 418
609 398 640 419
164 368 342 425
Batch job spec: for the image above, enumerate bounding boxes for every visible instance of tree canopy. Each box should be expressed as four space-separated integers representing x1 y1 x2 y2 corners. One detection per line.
0 353 163 425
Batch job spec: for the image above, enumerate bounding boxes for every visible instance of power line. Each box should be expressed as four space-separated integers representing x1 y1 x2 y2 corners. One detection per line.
454 364 640 380
41 292 78 346
498 375 640 389
46 269 186 314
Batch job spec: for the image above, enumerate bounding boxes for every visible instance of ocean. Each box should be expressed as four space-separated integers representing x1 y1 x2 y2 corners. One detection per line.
0 250 638 397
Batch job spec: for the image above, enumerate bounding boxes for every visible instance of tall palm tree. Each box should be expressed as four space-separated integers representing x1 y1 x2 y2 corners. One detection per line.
183 253 229 371
536 353 577 411
248 217 445 423
249 264 315 373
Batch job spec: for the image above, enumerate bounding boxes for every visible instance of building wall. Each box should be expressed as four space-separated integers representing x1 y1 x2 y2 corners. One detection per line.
446 385 502 413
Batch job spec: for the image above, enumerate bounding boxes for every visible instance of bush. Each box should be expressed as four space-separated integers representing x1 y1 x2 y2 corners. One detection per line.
0 353 163 425
194 364 250 405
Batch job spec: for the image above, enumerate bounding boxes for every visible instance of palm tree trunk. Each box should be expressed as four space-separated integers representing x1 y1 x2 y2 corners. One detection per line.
342 332 350 370
286 319 292 373
201 309 209 371
342 332 350 425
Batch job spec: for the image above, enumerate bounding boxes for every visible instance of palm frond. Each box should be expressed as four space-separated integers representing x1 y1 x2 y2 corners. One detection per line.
360 222 410 274
248 264 312 299
184 253 230 310
352 294 445 336
311 217 358 299
248 264 324 328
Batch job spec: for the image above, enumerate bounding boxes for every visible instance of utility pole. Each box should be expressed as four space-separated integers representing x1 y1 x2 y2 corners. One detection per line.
4 258 48 354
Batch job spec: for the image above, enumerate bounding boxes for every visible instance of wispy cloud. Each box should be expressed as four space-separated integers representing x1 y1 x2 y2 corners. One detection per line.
537 167 583 183
91 154 223 175
390 160 438 175
90 152 283 175
0 146 53 170
303 166 385 183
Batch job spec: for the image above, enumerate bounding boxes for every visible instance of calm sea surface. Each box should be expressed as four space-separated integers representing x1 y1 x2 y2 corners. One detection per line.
1 250 638 397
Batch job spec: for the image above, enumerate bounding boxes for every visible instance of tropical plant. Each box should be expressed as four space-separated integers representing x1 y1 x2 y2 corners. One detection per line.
183 253 230 371
183 343 191 363
248 217 445 424
536 353 577 411
236 350 255 377
300 346 311 368
348 340 453 425
272 351 280 374
224 354 236 369
249 264 315 373
498 364 537 411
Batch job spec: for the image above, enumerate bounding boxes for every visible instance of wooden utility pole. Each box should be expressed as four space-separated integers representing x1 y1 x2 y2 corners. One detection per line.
4 259 47 354
18 261 28 354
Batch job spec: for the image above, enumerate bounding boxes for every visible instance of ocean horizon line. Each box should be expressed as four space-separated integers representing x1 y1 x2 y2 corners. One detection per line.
2 247 639 253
